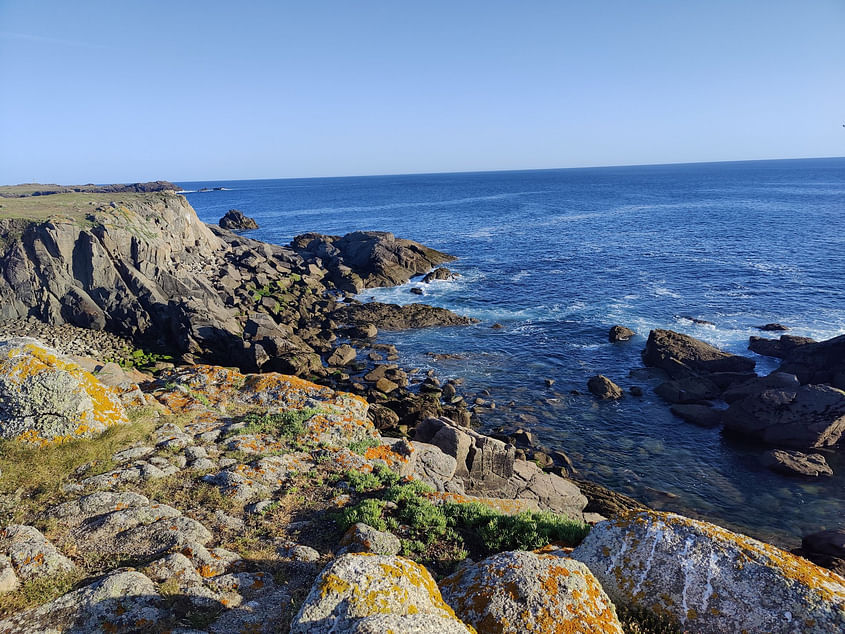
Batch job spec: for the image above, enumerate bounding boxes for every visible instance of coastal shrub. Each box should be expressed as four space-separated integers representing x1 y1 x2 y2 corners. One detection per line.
339 498 387 531
346 470 381 493
443 502 590 553
236 407 322 438
347 436 381 455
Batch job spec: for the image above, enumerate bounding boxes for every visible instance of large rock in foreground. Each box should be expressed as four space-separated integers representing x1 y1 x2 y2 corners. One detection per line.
642 329 755 377
572 510 845 633
440 550 623 634
291 553 472 633
0 338 127 445
722 384 845 448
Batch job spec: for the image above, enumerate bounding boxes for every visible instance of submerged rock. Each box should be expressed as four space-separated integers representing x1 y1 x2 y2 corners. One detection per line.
0 338 127 445
587 375 623 400
572 510 845 633
762 449 833 477
440 550 623 634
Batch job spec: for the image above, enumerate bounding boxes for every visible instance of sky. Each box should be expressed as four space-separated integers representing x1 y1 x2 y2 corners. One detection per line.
1 0 843 184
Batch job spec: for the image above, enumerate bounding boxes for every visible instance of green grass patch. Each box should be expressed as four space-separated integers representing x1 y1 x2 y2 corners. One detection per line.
347 437 381 455
0 570 83 617
230 407 323 439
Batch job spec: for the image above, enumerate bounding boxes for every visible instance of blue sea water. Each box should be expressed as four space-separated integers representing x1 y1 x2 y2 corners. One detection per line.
180 158 845 546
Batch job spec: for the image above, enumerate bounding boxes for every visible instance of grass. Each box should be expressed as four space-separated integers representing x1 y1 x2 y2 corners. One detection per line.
0 191 159 222
230 407 323 439
0 571 84 617
347 437 381 455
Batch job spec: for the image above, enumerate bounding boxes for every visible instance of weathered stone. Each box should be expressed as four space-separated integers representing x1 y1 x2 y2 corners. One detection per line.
722 384 845 448
410 441 458 490
335 302 478 331
209 589 291 634
219 208 259 230
722 372 801 403
572 510 845 633
0 525 75 581
777 333 845 387
654 375 721 403
441 550 623 634
291 554 469 633
0 555 19 594
327 344 357 367
749 334 815 359
339 523 402 556
587 375 623 399
0 338 127 445
762 449 833 477
0 570 164 633
670 403 722 427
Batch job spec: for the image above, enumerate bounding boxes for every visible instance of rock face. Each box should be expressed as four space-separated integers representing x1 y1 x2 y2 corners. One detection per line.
0 338 127 445
440 550 623 634
293 230 456 291
722 384 845 448
572 510 845 633
219 208 259 230
642 329 756 377
749 334 815 359
291 553 472 633
776 334 845 388
587 375 623 399
762 449 833 477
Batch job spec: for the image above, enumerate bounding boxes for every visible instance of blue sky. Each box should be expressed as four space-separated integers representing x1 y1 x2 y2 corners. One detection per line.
1 0 843 183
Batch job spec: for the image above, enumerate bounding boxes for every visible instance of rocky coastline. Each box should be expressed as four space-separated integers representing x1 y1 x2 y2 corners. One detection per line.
0 185 843 632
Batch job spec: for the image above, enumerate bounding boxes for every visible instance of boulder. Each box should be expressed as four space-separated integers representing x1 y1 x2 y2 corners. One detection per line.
797 529 845 577
722 372 801 403
422 267 457 283
654 375 721 403
338 523 402 556
0 525 75 581
290 553 472 633
0 338 127 445
440 551 623 634
762 449 833 477
410 441 459 491
572 510 845 633
587 375 623 399
722 384 845 448
642 329 755 378
608 325 635 342
749 335 815 359
219 208 259 230
327 343 357 367
334 302 478 330
0 570 165 633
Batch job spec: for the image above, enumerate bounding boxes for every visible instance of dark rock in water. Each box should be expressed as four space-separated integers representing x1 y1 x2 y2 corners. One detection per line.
776 334 845 388
761 449 833 477
292 230 455 289
608 325 635 342
757 323 790 331
654 376 721 404
422 267 457 283
748 335 815 359
491 323 503 329
642 329 755 378
670 404 722 428
587 375 623 400
629 386 643 397
409 287 424 295
219 209 258 230
333 302 478 330
707 371 760 390
722 372 801 404
722 384 845 448
544 378 555 387
573 479 649 518
795 529 845 576
677 315 716 326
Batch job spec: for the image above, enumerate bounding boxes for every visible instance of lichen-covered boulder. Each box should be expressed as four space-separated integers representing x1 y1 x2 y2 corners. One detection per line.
440 550 622 634
0 338 127 445
571 510 845 633
290 553 473 633
0 525 75 581
0 570 164 633
338 523 402 556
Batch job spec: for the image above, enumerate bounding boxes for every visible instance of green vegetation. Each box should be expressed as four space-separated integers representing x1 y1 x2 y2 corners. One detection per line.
104 348 174 373
0 570 83 617
0 191 157 222
347 436 381 455
230 407 323 438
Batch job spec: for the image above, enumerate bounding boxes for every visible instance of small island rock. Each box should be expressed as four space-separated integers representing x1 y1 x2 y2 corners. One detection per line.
219 209 259 230
608 325 635 342
587 375 624 400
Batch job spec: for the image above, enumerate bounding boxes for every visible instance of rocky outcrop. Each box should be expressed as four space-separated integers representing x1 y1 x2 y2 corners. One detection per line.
722 384 845 448
440 550 623 634
422 267 457 283
776 334 845 388
642 329 755 377
608 325 635 342
333 302 479 330
219 209 258 230
0 338 128 445
292 230 456 291
291 553 473 633
572 510 845 633
749 334 815 359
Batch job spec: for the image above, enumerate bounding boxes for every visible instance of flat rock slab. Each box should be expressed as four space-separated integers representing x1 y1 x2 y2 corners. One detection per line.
572 510 845 633
440 550 623 634
762 449 833 477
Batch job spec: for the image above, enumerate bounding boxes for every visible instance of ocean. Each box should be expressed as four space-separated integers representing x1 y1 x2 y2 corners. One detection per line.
179 157 845 546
